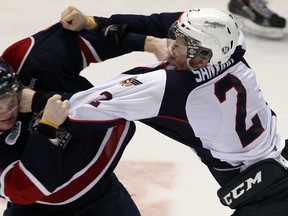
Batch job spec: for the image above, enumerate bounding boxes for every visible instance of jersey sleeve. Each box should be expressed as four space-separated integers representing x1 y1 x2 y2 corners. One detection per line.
1 23 131 92
68 67 167 132
94 12 182 53
108 12 182 37
0 130 65 204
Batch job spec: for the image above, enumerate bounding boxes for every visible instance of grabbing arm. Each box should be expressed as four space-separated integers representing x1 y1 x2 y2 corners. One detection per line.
0 92 69 204
59 6 181 60
60 6 97 31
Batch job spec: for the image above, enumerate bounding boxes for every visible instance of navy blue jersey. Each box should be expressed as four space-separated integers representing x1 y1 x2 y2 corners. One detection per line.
0 22 137 211
108 12 181 37
2 22 129 92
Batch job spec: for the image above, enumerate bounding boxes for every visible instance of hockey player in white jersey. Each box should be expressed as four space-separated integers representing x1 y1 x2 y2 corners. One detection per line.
66 8 288 216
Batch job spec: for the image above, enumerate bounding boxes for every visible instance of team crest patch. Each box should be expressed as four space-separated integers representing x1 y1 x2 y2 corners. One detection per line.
222 46 230 54
55 128 71 148
28 113 71 148
119 76 142 87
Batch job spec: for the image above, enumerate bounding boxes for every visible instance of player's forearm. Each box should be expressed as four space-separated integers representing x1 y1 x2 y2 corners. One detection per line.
144 36 169 61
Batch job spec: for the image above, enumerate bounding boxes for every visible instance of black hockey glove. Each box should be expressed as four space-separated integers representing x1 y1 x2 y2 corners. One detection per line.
101 24 128 45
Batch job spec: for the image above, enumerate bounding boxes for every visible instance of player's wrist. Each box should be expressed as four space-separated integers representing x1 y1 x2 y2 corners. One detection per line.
37 121 57 139
86 16 98 30
144 36 159 53
39 119 59 129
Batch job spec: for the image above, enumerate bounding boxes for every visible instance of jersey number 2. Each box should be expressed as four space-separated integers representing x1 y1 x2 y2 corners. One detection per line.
214 73 264 148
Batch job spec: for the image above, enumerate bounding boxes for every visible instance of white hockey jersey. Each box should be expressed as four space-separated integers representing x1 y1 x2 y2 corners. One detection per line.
68 33 285 186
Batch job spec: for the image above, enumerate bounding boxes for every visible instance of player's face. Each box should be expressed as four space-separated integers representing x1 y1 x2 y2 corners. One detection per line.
0 93 19 131
168 36 190 70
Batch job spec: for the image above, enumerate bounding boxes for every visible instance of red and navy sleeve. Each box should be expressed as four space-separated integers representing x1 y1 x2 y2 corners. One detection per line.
0 129 64 204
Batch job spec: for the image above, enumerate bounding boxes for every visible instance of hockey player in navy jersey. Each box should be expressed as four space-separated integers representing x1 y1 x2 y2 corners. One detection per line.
61 7 288 216
0 19 141 215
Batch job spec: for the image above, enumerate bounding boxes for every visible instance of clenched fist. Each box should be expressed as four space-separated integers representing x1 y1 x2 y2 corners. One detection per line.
60 6 97 31
41 94 69 128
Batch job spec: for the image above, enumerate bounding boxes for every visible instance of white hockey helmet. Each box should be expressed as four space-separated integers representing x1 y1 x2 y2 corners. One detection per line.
168 8 240 65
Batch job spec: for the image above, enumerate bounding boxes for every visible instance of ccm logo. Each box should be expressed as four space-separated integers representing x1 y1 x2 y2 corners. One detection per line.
223 171 262 205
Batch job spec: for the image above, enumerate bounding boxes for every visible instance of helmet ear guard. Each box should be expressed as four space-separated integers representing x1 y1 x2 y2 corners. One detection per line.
186 38 213 60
